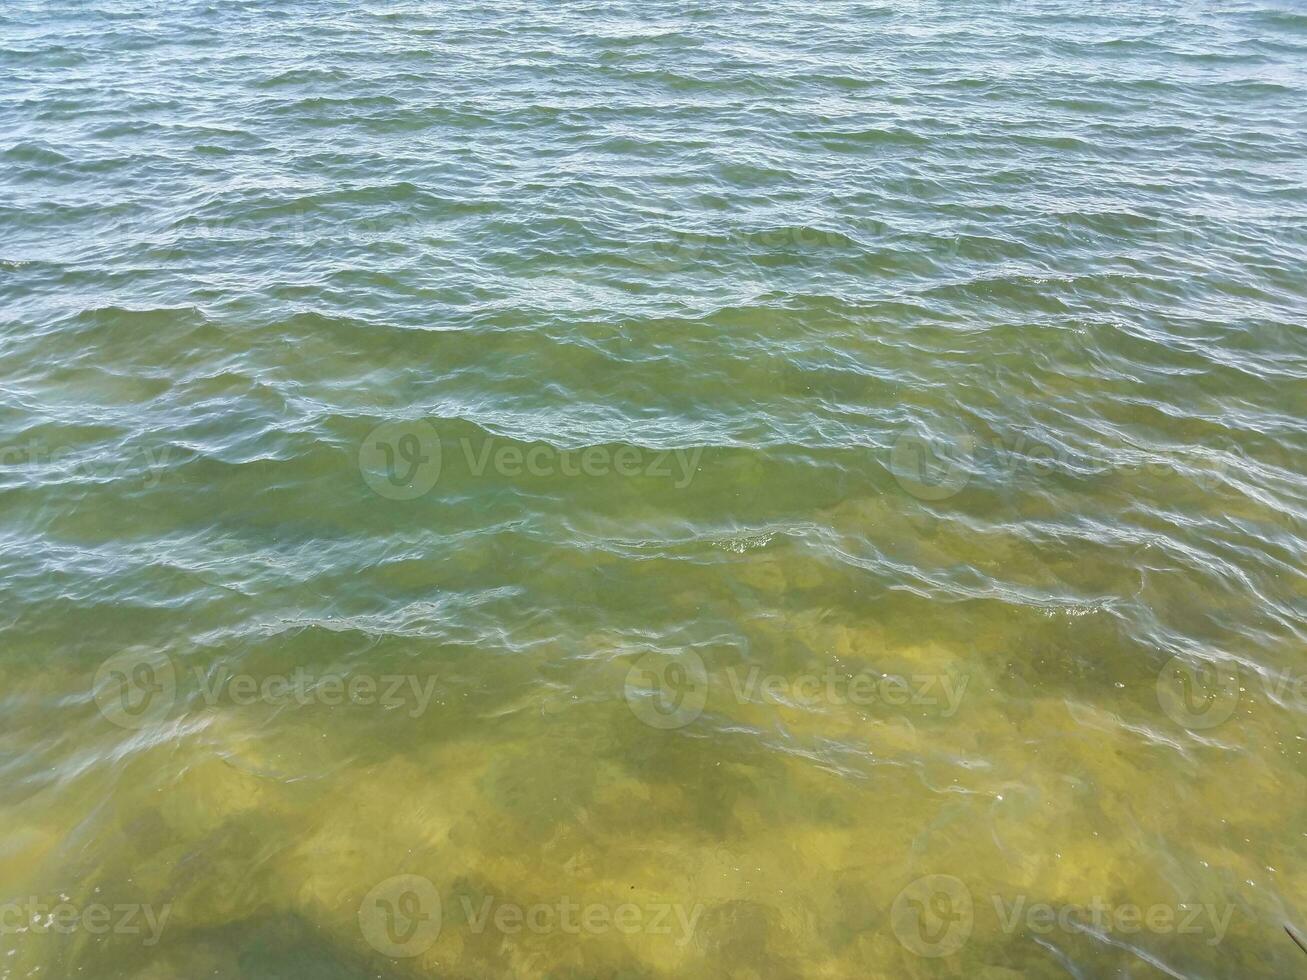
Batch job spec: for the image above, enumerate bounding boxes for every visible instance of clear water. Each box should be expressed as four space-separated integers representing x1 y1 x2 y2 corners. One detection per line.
1 1 1305 977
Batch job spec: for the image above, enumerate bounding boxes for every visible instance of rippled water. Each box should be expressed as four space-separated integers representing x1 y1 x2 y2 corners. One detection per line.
3 0 1306 976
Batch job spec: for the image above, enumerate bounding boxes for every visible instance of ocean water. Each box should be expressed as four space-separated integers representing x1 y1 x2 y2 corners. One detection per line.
2 0 1306 976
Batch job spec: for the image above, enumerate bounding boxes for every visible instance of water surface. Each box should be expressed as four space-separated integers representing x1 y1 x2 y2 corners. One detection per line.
2 0 1306 977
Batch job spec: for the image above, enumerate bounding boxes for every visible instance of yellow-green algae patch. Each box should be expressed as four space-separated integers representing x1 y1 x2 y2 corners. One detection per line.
4 617 1302 979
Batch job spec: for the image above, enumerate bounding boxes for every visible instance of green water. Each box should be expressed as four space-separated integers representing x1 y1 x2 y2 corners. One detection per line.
2 0 1306 977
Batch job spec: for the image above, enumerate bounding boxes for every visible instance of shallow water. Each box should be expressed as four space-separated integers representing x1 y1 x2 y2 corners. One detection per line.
2 0 1306 977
